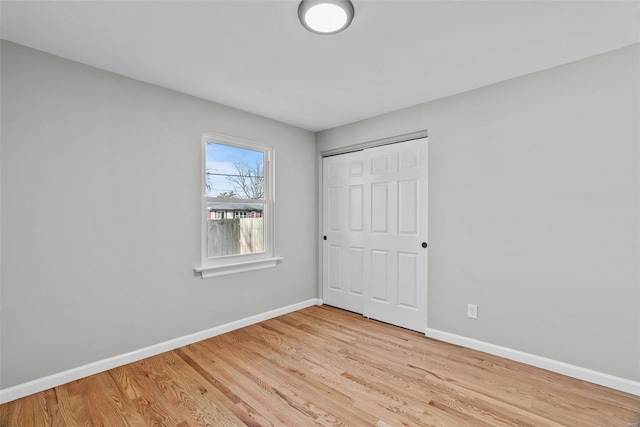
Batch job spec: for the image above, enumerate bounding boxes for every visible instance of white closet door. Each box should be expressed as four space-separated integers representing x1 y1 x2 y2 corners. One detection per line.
322 138 428 332
362 138 428 332
322 151 366 313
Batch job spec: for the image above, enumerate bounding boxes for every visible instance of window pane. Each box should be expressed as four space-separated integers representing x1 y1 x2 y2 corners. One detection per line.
206 142 264 199
207 202 264 257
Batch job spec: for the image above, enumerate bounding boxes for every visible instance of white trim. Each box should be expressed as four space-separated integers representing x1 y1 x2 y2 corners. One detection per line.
320 129 428 158
425 328 640 396
0 298 321 404
195 256 283 278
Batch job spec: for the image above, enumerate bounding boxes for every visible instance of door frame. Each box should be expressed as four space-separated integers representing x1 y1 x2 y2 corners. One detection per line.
317 129 429 317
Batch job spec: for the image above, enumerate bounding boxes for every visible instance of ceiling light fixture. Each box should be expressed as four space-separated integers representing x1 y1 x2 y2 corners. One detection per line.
298 0 354 35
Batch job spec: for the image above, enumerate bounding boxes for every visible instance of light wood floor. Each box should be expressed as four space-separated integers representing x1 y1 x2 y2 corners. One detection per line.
1 305 638 426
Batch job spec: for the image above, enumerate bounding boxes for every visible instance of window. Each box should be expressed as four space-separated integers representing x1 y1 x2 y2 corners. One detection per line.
195 133 281 278
209 210 225 220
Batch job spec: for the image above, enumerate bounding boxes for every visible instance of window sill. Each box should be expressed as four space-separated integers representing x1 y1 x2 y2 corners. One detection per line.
194 257 283 279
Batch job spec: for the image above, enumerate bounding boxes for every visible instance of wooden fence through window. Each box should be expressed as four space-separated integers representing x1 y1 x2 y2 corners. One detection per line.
207 218 264 257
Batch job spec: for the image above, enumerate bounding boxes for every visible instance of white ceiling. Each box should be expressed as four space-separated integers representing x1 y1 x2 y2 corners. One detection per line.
1 1 639 132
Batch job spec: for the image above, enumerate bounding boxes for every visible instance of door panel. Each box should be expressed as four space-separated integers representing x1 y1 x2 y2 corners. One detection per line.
329 186 342 231
322 151 365 313
349 185 363 231
322 138 428 331
371 183 390 233
328 245 342 290
370 250 389 302
348 247 364 295
398 180 418 234
363 139 428 331
398 252 418 308
349 159 364 177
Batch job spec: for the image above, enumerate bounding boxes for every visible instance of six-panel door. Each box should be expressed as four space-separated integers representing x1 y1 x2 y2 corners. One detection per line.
322 150 366 313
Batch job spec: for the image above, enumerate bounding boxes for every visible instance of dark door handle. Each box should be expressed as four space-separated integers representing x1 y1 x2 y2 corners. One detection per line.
421 242 428 248
323 236 327 241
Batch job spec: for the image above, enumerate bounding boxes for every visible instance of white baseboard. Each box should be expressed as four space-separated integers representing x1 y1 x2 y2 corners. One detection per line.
425 327 640 396
0 298 321 404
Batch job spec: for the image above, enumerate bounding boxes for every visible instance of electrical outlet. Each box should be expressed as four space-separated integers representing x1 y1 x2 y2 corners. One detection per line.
467 304 478 319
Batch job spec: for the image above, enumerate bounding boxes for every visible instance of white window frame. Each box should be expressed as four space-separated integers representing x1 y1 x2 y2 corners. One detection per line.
194 133 282 278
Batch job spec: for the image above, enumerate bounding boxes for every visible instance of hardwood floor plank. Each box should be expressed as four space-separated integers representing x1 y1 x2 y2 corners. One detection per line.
191 338 349 426
114 361 199 427
176 346 291 427
51 382 79 427
42 388 65 426
136 355 240 427
2 305 638 426
157 351 252 426
212 336 376 426
1 395 25 427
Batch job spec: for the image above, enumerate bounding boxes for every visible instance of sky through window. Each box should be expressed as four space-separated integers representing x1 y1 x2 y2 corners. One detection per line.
206 142 264 198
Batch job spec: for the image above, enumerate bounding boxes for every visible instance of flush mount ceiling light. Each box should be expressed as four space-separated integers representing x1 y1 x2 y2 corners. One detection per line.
298 0 354 35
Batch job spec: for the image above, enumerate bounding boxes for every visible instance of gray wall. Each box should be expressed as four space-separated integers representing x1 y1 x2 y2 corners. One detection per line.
0 41 317 388
317 44 640 381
